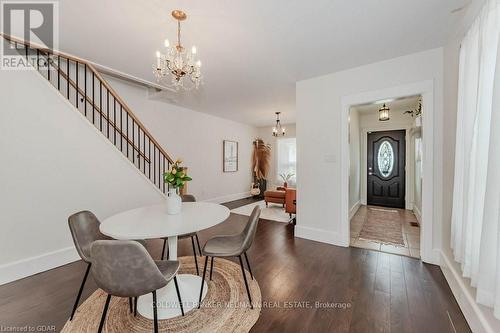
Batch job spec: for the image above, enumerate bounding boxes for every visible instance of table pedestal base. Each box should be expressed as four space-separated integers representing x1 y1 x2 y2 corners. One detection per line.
137 273 207 320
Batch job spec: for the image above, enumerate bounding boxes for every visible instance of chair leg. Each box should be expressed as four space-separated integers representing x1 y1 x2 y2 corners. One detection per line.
209 257 214 281
134 297 137 317
195 234 202 255
173 276 185 316
152 291 158 333
244 252 254 280
190 236 199 275
98 294 111 333
70 262 91 320
238 255 253 309
161 239 167 260
128 297 133 313
198 256 209 308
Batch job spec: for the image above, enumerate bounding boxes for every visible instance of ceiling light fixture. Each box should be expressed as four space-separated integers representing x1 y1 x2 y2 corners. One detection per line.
378 104 390 121
272 112 286 137
153 10 202 90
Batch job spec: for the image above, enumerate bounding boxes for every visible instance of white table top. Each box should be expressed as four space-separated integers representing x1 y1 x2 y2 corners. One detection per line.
100 202 230 240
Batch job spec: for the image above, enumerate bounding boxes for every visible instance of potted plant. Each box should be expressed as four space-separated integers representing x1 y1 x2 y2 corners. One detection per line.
163 159 192 214
279 172 294 188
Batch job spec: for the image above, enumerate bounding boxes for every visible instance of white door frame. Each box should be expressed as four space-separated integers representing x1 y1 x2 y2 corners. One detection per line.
340 80 435 263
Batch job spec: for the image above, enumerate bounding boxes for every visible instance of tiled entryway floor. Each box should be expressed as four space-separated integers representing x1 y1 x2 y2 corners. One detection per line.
350 205 420 258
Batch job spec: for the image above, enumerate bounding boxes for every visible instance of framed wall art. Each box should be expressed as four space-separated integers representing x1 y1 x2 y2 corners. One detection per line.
223 140 238 172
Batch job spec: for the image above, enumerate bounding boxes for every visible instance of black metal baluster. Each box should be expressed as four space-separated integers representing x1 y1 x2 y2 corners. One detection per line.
56 55 60 90
75 61 79 108
106 90 110 138
99 81 103 132
149 138 151 179
113 99 116 145
168 161 171 192
154 147 156 186
126 113 129 158
36 49 39 70
25 44 28 62
47 52 51 81
84 64 87 117
92 73 95 124
66 58 69 99
132 119 135 164
138 127 141 168
143 131 146 174
162 156 165 193
120 105 123 152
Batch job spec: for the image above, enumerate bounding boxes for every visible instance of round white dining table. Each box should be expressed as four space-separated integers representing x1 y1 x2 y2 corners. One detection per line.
100 202 230 320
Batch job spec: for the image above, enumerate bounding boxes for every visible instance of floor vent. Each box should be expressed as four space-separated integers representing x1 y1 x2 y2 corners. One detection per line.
409 222 419 227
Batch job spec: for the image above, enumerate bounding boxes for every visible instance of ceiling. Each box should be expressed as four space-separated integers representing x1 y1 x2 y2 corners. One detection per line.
352 96 421 116
57 0 467 126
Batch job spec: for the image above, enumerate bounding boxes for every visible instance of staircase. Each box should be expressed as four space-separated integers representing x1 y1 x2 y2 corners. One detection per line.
1 34 173 194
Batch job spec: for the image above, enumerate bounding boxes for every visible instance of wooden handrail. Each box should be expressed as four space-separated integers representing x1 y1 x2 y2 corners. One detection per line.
0 32 174 164
41 52 151 163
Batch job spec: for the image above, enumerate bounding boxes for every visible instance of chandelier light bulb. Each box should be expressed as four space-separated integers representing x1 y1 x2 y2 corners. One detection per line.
164 39 170 47
196 60 202 67
191 46 197 54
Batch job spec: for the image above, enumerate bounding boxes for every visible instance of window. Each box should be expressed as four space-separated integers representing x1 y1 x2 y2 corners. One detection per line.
277 138 296 186
377 140 394 178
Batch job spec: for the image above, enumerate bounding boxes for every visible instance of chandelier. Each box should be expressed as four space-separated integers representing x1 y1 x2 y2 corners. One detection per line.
153 10 202 90
272 112 286 137
378 104 390 121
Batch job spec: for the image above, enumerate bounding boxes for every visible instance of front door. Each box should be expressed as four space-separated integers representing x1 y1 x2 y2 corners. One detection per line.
367 130 405 208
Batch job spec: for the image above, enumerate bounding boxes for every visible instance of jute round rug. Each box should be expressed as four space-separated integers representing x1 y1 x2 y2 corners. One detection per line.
62 256 261 332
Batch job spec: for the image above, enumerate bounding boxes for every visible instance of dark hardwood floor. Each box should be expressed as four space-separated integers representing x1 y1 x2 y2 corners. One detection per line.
0 198 470 332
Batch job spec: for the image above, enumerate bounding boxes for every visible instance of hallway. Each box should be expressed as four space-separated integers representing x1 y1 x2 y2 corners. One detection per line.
350 205 420 259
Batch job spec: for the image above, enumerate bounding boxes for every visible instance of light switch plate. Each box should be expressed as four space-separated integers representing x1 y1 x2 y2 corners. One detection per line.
324 154 336 163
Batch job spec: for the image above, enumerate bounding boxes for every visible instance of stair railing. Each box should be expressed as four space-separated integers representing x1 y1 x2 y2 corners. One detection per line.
1 33 173 194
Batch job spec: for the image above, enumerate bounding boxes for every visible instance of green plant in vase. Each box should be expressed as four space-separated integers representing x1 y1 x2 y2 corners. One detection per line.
279 172 294 188
163 159 192 214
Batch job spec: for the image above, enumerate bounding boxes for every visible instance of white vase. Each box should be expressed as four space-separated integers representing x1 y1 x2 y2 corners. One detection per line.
166 189 182 215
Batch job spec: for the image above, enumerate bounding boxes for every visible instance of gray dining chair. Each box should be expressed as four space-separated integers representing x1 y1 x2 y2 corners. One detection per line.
68 210 145 320
198 206 261 309
91 240 184 333
160 194 202 275
68 211 115 321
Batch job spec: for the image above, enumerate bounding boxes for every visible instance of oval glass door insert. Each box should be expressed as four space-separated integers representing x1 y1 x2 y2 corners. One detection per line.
377 140 394 178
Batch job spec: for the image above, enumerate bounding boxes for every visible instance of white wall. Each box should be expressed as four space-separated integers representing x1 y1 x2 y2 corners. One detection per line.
296 48 443 252
256 124 296 189
0 64 164 284
104 76 258 203
348 109 361 216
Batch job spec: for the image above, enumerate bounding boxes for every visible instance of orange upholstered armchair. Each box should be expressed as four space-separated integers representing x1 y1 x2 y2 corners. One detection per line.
285 188 296 218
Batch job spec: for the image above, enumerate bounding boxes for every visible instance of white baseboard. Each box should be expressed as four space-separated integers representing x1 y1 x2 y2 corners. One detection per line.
0 246 80 285
349 201 361 220
295 225 349 247
413 204 422 224
204 191 252 204
439 250 500 333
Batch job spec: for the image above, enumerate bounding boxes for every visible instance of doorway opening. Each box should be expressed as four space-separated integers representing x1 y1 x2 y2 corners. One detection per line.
348 95 422 258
